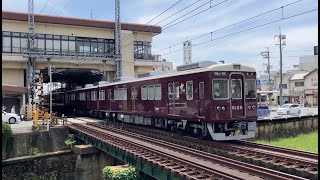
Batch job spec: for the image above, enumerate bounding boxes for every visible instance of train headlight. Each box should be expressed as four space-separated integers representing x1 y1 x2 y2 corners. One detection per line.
216 106 221 111
120 114 124 119
252 105 255 110
221 106 226 111
248 105 251 110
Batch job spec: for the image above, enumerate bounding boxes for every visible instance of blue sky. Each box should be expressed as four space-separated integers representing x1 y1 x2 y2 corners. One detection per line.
3 0 318 74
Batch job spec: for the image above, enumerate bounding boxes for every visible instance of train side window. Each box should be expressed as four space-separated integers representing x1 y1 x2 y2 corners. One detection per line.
186 81 193 100
168 83 173 99
123 88 127 100
148 85 155 100
87 92 90 101
245 80 257 99
108 89 113 100
118 88 123 100
99 90 105 100
212 80 229 99
174 82 179 99
155 84 162 100
131 87 136 100
141 86 148 100
199 82 204 99
114 89 119 100
93 91 97 101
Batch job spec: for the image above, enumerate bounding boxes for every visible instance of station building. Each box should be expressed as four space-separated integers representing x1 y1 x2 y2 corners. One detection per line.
2 11 173 114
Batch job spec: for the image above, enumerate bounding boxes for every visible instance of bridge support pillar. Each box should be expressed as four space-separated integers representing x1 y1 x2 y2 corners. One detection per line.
74 144 124 180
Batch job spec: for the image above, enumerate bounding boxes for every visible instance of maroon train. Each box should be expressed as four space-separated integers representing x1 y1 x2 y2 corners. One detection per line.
49 62 258 141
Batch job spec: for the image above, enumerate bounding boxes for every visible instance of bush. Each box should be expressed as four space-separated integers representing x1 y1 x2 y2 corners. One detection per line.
103 165 140 180
2 123 13 158
28 147 40 156
65 134 76 151
2 123 12 139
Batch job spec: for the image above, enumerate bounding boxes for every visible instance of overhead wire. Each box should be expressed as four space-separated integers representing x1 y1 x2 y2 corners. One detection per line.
39 0 50 14
160 8 317 57
76 0 187 65
120 0 229 49
154 0 304 54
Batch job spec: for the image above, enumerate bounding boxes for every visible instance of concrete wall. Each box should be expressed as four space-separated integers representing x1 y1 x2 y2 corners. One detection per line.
2 68 24 87
5 126 70 159
2 151 77 180
255 116 318 140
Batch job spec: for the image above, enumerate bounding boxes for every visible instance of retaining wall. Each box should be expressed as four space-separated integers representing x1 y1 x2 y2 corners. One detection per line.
255 116 318 140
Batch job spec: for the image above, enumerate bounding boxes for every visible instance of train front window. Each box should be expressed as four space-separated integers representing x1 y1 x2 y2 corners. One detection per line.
212 80 228 99
231 79 242 99
245 80 256 99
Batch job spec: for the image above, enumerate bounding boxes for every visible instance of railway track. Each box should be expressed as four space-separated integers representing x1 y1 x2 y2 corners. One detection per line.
70 122 306 180
83 120 317 179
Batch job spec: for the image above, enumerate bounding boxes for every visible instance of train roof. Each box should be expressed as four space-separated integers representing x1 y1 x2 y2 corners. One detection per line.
63 63 255 92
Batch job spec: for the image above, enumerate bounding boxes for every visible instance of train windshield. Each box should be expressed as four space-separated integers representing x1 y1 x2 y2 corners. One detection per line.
245 80 257 98
212 80 229 99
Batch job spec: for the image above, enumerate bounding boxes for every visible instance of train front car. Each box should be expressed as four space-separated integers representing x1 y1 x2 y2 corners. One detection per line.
207 64 257 140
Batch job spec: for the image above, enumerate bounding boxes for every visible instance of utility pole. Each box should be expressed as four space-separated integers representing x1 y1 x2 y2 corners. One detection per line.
27 0 36 117
275 27 286 106
114 0 122 79
260 47 271 91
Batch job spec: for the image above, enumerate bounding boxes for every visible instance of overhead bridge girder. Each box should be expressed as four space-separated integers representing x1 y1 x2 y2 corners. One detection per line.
70 128 180 180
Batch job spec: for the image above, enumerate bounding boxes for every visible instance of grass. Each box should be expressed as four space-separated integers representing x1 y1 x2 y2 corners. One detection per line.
255 131 318 153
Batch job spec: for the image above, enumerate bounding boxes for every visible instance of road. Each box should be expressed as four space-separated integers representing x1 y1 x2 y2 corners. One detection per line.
260 107 318 120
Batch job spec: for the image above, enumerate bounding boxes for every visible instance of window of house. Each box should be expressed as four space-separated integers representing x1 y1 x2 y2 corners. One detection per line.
134 41 152 59
148 85 155 100
186 81 193 100
281 84 288 89
12 37 21 53
199 82 204 99
294 82 304 87
2 36 11 52
155 84 161 100
142 86 148 100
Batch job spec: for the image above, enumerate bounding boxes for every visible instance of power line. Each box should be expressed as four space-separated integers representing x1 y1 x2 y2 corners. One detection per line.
144 0 184 25
154 0 304 54
120 0 228 48
55 0 73 15
76 0 184 65
160 8 317 57
153 0 202 26
120 0 190 44
162 0 229 30
39 0 49 14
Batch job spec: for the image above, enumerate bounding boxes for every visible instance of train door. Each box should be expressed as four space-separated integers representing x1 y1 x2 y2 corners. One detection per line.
230 74 245 118
198 79 205 117
131 86 137 111
168 82 175 114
